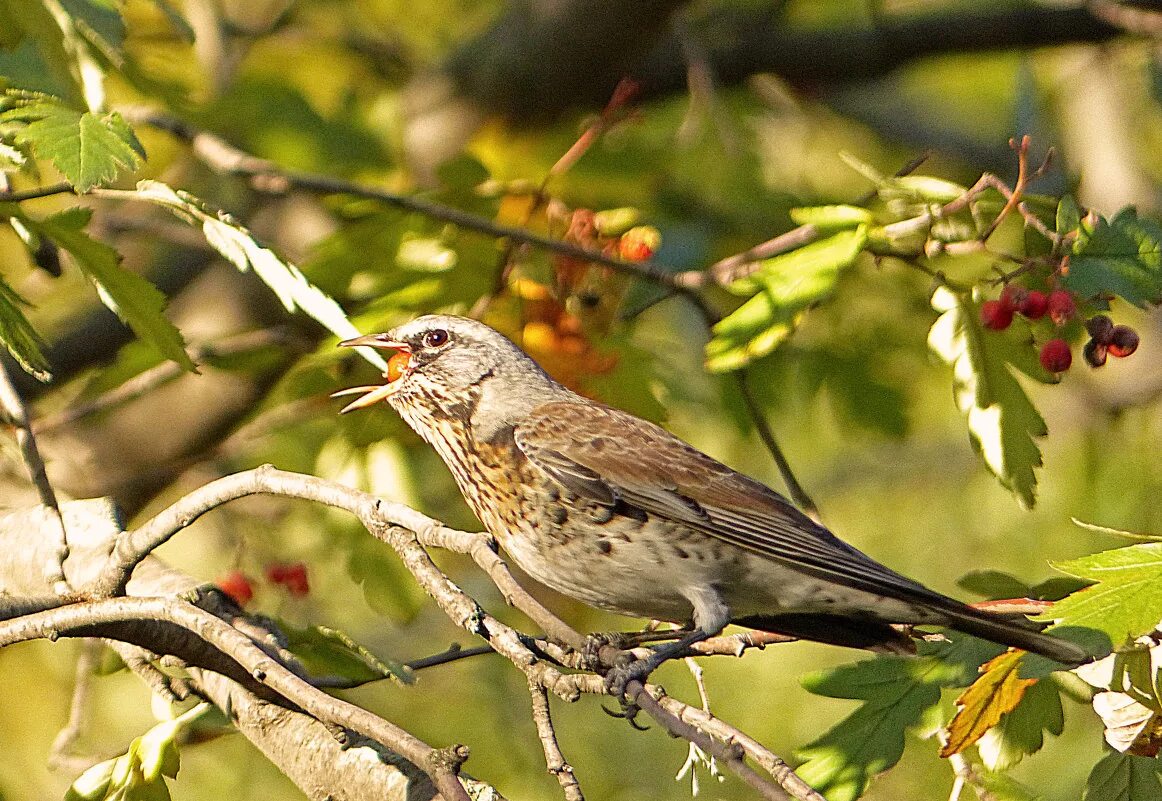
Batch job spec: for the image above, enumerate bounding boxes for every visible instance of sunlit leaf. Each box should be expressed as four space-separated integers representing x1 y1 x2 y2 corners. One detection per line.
977 676 1065 770
943 650 1036 757
1066 208 1162 307
706 227 867 371
1039 543 1162 649
928 286 1052 508
2 95 144 190
789 205 874 230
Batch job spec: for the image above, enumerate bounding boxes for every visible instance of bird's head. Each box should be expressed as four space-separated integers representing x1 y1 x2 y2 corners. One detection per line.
333 315 559 419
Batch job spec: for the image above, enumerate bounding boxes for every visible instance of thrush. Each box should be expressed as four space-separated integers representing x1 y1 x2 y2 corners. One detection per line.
335 315 1088 684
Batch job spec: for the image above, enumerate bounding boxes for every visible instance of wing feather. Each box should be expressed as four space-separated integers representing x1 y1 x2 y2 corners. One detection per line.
514 400 949 606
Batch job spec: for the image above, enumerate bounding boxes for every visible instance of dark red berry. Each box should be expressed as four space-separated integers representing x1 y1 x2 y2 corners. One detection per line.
1019 290 1048 319
217 570 255 606
1083 339 1108 368
1001 284 1026 310
1108 326 1139 358
1040 338 1073 372
267 562 310 596
1085 315 1114 343
980 299 1014 330
1047 290 1076 326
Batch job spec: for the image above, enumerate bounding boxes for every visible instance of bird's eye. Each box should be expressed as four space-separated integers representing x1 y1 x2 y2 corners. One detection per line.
422 329 449 349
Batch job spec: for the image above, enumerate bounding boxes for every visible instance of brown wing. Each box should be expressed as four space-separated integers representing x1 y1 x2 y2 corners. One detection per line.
514 400 950 607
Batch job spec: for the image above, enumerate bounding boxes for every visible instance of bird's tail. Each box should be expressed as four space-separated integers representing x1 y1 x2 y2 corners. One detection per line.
938 604 1088 666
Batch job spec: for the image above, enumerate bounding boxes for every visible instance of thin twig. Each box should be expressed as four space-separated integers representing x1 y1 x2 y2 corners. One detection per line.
406 643 497 671
0 359 69 593
0 181 75 202
734 370 819 519
528 682 585 801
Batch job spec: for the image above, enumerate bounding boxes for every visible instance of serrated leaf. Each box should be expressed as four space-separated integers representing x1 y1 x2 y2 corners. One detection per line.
1066 208 1162 307
20 207 194 371
705 227 867 372
2 98 144 190
795 636 997 801
928 286 1052 508
0 270 51 380
1039 543 1162 649
1083 752 1162 801
127 180 386 371
943 650 1036 757
282 622 412 684
977 676 1064 770
1073 518 1162 543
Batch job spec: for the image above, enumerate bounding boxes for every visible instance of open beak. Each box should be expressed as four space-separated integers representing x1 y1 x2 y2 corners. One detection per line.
333 334 411 413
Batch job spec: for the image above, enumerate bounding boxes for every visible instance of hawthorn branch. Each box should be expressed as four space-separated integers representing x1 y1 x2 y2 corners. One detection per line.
529 682 585 801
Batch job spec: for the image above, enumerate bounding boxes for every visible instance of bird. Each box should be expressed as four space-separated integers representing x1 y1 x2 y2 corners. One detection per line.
334 314 1089 686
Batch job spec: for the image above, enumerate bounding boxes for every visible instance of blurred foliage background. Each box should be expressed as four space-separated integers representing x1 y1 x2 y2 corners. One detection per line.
1 0 1161 799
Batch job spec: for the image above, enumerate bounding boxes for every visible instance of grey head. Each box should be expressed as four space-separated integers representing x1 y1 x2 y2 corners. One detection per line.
338 315 569 438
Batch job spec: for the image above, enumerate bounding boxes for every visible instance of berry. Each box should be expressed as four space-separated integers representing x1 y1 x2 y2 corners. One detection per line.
386 350 411 383
1047 290 1076 326
1001 284 1026 309
267 562 310 597
1108 326 1139 358
1085 315 1114 343
1019 290 1048 319
1083 339 1108 368
618 225 661 262
1039 338 1072 373
980 299 1014 330
217 570 255 606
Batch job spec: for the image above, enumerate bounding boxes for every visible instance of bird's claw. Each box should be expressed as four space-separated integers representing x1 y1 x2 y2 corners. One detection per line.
581 631 630 671
602 656 652 698
600 698 649 730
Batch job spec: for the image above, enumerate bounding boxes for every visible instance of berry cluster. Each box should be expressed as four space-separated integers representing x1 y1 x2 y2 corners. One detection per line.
979 284 1140 374
1083 315 1139 367
216 561 311 606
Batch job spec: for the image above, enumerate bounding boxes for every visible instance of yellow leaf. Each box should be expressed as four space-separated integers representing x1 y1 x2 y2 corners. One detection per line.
941 650 1035 757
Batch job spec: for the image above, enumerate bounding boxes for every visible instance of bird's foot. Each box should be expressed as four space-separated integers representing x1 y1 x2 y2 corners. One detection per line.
580 631 633 672
603 656 654 698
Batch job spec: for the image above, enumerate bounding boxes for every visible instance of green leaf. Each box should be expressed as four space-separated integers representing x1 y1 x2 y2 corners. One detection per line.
396 236 457 273
1057 195 1080 236
281 622 412 684
128 180 386 371
2 96 145 190
957 570 1033 600
1066 208 1162 307
1040 543 1162 650
0 269 51 380
705 227 867 372
789 205 874 231
143 0 195 43
1083 752 1162 801
977 675 1065 770
927 286 1052 508
21 207 194 371
795 636 997 801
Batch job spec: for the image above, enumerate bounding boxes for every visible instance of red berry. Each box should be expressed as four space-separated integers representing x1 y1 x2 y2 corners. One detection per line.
267 562 310 597
980 299 1014 330
217 570 255 606
1108 326 1139 358
1085 315 1114 343
1019 290 1049 320
1083 339 1108 368
1000 284 1026 310
1039 338 1072 373
1047 290 1076 326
